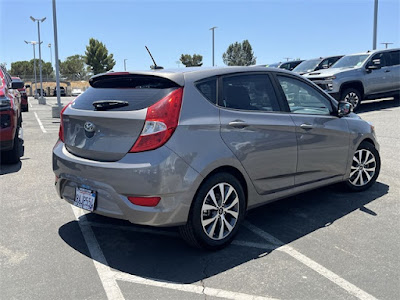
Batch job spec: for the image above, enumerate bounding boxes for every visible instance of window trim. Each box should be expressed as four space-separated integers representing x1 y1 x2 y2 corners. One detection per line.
271 72 337 116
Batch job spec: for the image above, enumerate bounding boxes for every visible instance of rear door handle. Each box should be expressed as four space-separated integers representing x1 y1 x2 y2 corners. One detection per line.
300 123 313 130
228 120 249 128
384 69 390 73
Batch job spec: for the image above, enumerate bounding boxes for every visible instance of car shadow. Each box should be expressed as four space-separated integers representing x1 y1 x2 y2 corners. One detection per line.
59 181 388 284
357 97 399 113
0 161 22 175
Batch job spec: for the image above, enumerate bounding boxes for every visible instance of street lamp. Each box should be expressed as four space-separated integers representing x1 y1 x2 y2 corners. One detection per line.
209 27 217 67
24 40 39 96
373 0 378 50
124 59 128 71
283 57 292 62
380 42 393 49
30 16 46 104
52 0 62 111
48 43 53 69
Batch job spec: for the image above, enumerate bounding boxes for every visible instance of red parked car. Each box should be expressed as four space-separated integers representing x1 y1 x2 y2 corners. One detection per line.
12 77 28 112
0 66 24 164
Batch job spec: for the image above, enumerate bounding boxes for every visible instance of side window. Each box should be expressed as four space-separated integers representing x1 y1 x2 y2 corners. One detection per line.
220 74 280 112
371 52 386 67
387 50 400 66
279 63 290 70
277 76 332 115
196 78 217 104
328 57 341 67
319 58 330 69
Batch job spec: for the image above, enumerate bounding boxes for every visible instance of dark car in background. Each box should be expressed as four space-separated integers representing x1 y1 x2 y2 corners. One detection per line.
0 66 24 163
53 86 66 96
11 77 28 112
35 88 47 97
53 67 380 249
293 55 344 75
257 60 304 71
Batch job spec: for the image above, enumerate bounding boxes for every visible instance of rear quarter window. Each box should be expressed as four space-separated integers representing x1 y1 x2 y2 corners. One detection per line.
195 77 217 104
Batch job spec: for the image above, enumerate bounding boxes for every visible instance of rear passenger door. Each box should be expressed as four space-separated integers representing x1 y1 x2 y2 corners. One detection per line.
218 73 298 195
274 74 350 186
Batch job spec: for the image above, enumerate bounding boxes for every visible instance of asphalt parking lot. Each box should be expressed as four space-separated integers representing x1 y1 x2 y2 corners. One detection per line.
0 96 399 300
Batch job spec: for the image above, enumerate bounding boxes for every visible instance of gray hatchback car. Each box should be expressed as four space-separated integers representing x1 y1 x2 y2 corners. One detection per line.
53 67 380 250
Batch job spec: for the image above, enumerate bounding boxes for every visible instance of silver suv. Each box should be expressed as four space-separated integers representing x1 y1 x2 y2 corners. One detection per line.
306 48 400 110
53 67 380 250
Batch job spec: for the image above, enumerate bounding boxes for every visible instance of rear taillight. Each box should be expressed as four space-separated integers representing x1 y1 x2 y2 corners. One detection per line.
129 87 183 152
59 102 72 142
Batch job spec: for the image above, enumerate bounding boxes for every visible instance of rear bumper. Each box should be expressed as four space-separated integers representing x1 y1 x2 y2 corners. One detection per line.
53 142 202 227
0 139 14 151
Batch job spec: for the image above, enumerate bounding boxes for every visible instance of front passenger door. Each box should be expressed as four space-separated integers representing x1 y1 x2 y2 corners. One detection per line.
275 75 350 186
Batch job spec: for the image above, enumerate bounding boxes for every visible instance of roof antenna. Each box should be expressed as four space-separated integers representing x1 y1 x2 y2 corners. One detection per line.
145 46 163 70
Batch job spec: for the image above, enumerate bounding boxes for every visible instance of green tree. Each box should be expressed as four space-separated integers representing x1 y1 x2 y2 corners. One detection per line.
60 55 88 80
10 61 33 77
222 40 256 66
179 54 203 67
10 60 53 78
85 38 116 75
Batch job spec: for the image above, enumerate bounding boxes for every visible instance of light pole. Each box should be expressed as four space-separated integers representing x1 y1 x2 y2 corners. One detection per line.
30 16 46 104
48 43 53 69
24 40 38 96
124 59 128 71
380 42 393 49
283 57 291 61
52 0 62 112
210 26 217 67
373 0 378 50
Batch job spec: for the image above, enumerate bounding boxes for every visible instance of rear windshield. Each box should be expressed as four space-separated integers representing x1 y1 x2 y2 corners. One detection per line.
71 87 179 111
72 75 180 111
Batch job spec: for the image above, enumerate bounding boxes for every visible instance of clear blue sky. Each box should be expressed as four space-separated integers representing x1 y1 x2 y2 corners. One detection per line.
1 0 399 72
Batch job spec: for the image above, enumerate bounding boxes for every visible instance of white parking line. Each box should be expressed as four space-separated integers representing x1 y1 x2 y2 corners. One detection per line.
29 101 33 108
115 272 278 300
72 206 125 300
244 222 378 300
33 112 47 133
73 210 280 300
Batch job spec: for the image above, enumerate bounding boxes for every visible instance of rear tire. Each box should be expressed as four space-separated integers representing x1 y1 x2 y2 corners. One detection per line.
180 172 246 250
343 141 380 192
342 88 362 111
1 127 22 164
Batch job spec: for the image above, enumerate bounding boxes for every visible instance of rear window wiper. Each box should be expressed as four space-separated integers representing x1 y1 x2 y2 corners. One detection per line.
93 100 129 111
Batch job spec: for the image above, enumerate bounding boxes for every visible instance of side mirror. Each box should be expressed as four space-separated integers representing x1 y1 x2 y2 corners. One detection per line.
11 81 24 89
322 64 329 69
338 101 352 117
367 59 381 70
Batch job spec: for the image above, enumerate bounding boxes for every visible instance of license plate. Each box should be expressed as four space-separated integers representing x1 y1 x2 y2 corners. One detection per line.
74 187 96 212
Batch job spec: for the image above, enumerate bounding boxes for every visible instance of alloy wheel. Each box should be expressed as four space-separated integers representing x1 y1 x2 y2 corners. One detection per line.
201 182 239 240
344 92 360 108
349 149 376 186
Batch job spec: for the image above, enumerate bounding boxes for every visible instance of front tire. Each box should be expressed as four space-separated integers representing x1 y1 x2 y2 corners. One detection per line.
343 141 380 192
180 173 246 250
342 88 362 111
